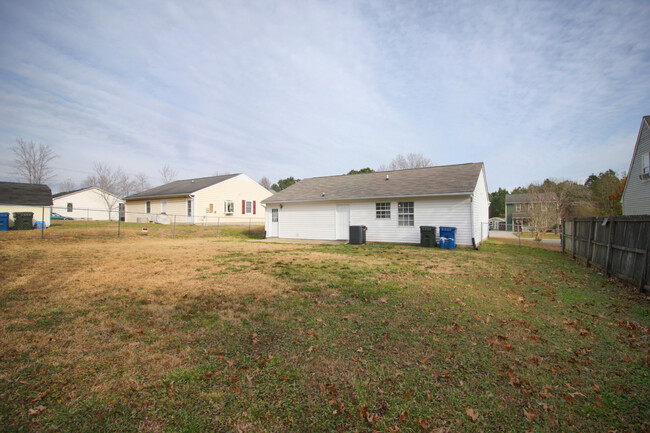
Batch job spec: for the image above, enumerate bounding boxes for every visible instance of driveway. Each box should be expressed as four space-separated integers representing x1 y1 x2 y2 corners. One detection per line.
488 230 561 247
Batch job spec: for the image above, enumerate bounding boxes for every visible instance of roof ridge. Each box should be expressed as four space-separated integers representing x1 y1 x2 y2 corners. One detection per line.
301 162 484 181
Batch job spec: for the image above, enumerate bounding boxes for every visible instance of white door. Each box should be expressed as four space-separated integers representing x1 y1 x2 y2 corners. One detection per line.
187 199 194 224
336 205 350 240
268 208 279 237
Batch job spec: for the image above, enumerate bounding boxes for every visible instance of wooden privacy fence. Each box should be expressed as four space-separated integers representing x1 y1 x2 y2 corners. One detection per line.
562 216 650 291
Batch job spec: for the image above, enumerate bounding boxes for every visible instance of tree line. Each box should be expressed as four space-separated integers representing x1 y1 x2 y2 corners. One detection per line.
489 170 627 219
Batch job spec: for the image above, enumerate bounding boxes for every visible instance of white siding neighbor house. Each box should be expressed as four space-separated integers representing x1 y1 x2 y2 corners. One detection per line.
124 174 273 224
52 187 124 221
262 163 490 246
622 116 650 215
0 182 53 228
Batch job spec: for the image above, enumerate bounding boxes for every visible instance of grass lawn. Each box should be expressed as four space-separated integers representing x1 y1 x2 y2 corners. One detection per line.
0 228 648 432
511 232 562 240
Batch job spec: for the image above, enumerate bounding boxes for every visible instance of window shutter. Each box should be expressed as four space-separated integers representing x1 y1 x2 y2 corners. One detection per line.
242 200 246 214
253 201 256 215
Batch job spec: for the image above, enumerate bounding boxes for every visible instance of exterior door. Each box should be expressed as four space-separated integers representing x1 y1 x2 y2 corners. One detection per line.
187 199 194 224
268 208 279 237
336 205 350 240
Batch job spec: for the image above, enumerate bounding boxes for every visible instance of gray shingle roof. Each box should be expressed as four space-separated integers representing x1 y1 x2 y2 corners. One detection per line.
125 174 239 200
0 182 53 206
262 163 484 204
506 193 557 204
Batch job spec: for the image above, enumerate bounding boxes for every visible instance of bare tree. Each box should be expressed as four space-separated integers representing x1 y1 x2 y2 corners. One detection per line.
159 164 178 184
378 152 433 171
83 163 128 220
59 178 77 193
10 138 57 184
259 176 271 190
527 183 559 241
133 173 151 193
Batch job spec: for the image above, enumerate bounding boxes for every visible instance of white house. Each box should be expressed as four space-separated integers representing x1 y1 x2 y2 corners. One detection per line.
52 187 124 221
0 181 53 228
124 174 273 224
262 163 490 246
622 116 650 215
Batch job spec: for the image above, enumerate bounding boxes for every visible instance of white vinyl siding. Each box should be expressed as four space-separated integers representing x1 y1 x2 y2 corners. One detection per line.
52 187 125 221
471 167 490 243
622 119 650 215
268 197 476 246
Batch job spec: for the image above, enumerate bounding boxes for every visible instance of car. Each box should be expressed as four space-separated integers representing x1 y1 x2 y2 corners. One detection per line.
51 212 73 220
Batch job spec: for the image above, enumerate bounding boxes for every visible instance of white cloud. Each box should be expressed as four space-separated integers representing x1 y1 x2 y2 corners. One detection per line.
0 0 648 190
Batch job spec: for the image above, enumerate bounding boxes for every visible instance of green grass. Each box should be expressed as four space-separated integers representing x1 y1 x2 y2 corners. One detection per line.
0 236 648 432
512 231 561 239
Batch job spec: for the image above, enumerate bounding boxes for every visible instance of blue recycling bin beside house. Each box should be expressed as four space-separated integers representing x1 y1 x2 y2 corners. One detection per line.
439 226 457 249
0 212 9 231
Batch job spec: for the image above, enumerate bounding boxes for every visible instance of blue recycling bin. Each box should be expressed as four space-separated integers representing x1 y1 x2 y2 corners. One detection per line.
0 213 8 231
439 226 457 249
35 221 47 230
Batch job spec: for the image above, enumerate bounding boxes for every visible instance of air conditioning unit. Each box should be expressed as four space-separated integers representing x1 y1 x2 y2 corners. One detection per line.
639 173 650 180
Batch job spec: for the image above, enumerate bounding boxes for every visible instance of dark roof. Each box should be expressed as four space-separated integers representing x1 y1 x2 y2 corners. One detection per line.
506 193 557 204
53 187 91 199
262 163 484 204
0 182 53 206
125 174 239 200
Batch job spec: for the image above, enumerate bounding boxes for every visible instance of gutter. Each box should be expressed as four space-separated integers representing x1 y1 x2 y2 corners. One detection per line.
469 193 478 250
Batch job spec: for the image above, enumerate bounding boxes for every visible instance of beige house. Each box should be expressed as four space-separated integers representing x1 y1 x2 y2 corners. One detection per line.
124 174 273 224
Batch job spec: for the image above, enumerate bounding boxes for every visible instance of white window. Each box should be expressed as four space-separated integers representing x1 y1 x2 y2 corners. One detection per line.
515 203 522 211
161 200 167 213
145 201 151 214
643 152 650 175
244 200 253 214
224 200 234 214
271 209 278 222
398 201 414 226
376 202 391 219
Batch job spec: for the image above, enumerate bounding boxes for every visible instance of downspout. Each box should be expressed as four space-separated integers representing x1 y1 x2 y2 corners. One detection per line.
470 193 478 250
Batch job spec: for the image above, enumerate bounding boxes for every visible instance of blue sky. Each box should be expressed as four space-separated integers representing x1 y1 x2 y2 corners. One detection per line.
1 0 649 192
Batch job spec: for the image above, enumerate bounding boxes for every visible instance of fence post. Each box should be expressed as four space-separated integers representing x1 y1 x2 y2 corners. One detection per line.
518 225 521 247
217 217 220 236
249 218 251 235
586 218 595 267
41 207 45 239
561 218 565 253
572 218 576 259
605 216 615 277
118 214 121 238
640 247 649 292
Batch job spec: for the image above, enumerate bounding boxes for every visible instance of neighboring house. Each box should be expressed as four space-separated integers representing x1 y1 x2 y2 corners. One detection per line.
52 187 124 221
124 174 272 224
0 181 53 228
262 163 490 246
505 193 559 231
489 217 505 230
622 116 650 215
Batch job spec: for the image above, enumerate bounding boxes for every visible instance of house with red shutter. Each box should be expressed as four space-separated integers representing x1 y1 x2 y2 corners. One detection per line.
124 174 272 224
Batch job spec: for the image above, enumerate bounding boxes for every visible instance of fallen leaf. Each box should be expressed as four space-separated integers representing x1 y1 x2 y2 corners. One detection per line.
523 407 538 421
465 407 479 422
400 410 408 421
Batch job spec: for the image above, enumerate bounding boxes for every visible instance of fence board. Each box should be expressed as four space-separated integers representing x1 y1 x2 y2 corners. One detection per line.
562 216 650 292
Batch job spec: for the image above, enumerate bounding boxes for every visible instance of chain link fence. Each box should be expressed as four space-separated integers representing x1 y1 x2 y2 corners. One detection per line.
1 206 266 240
